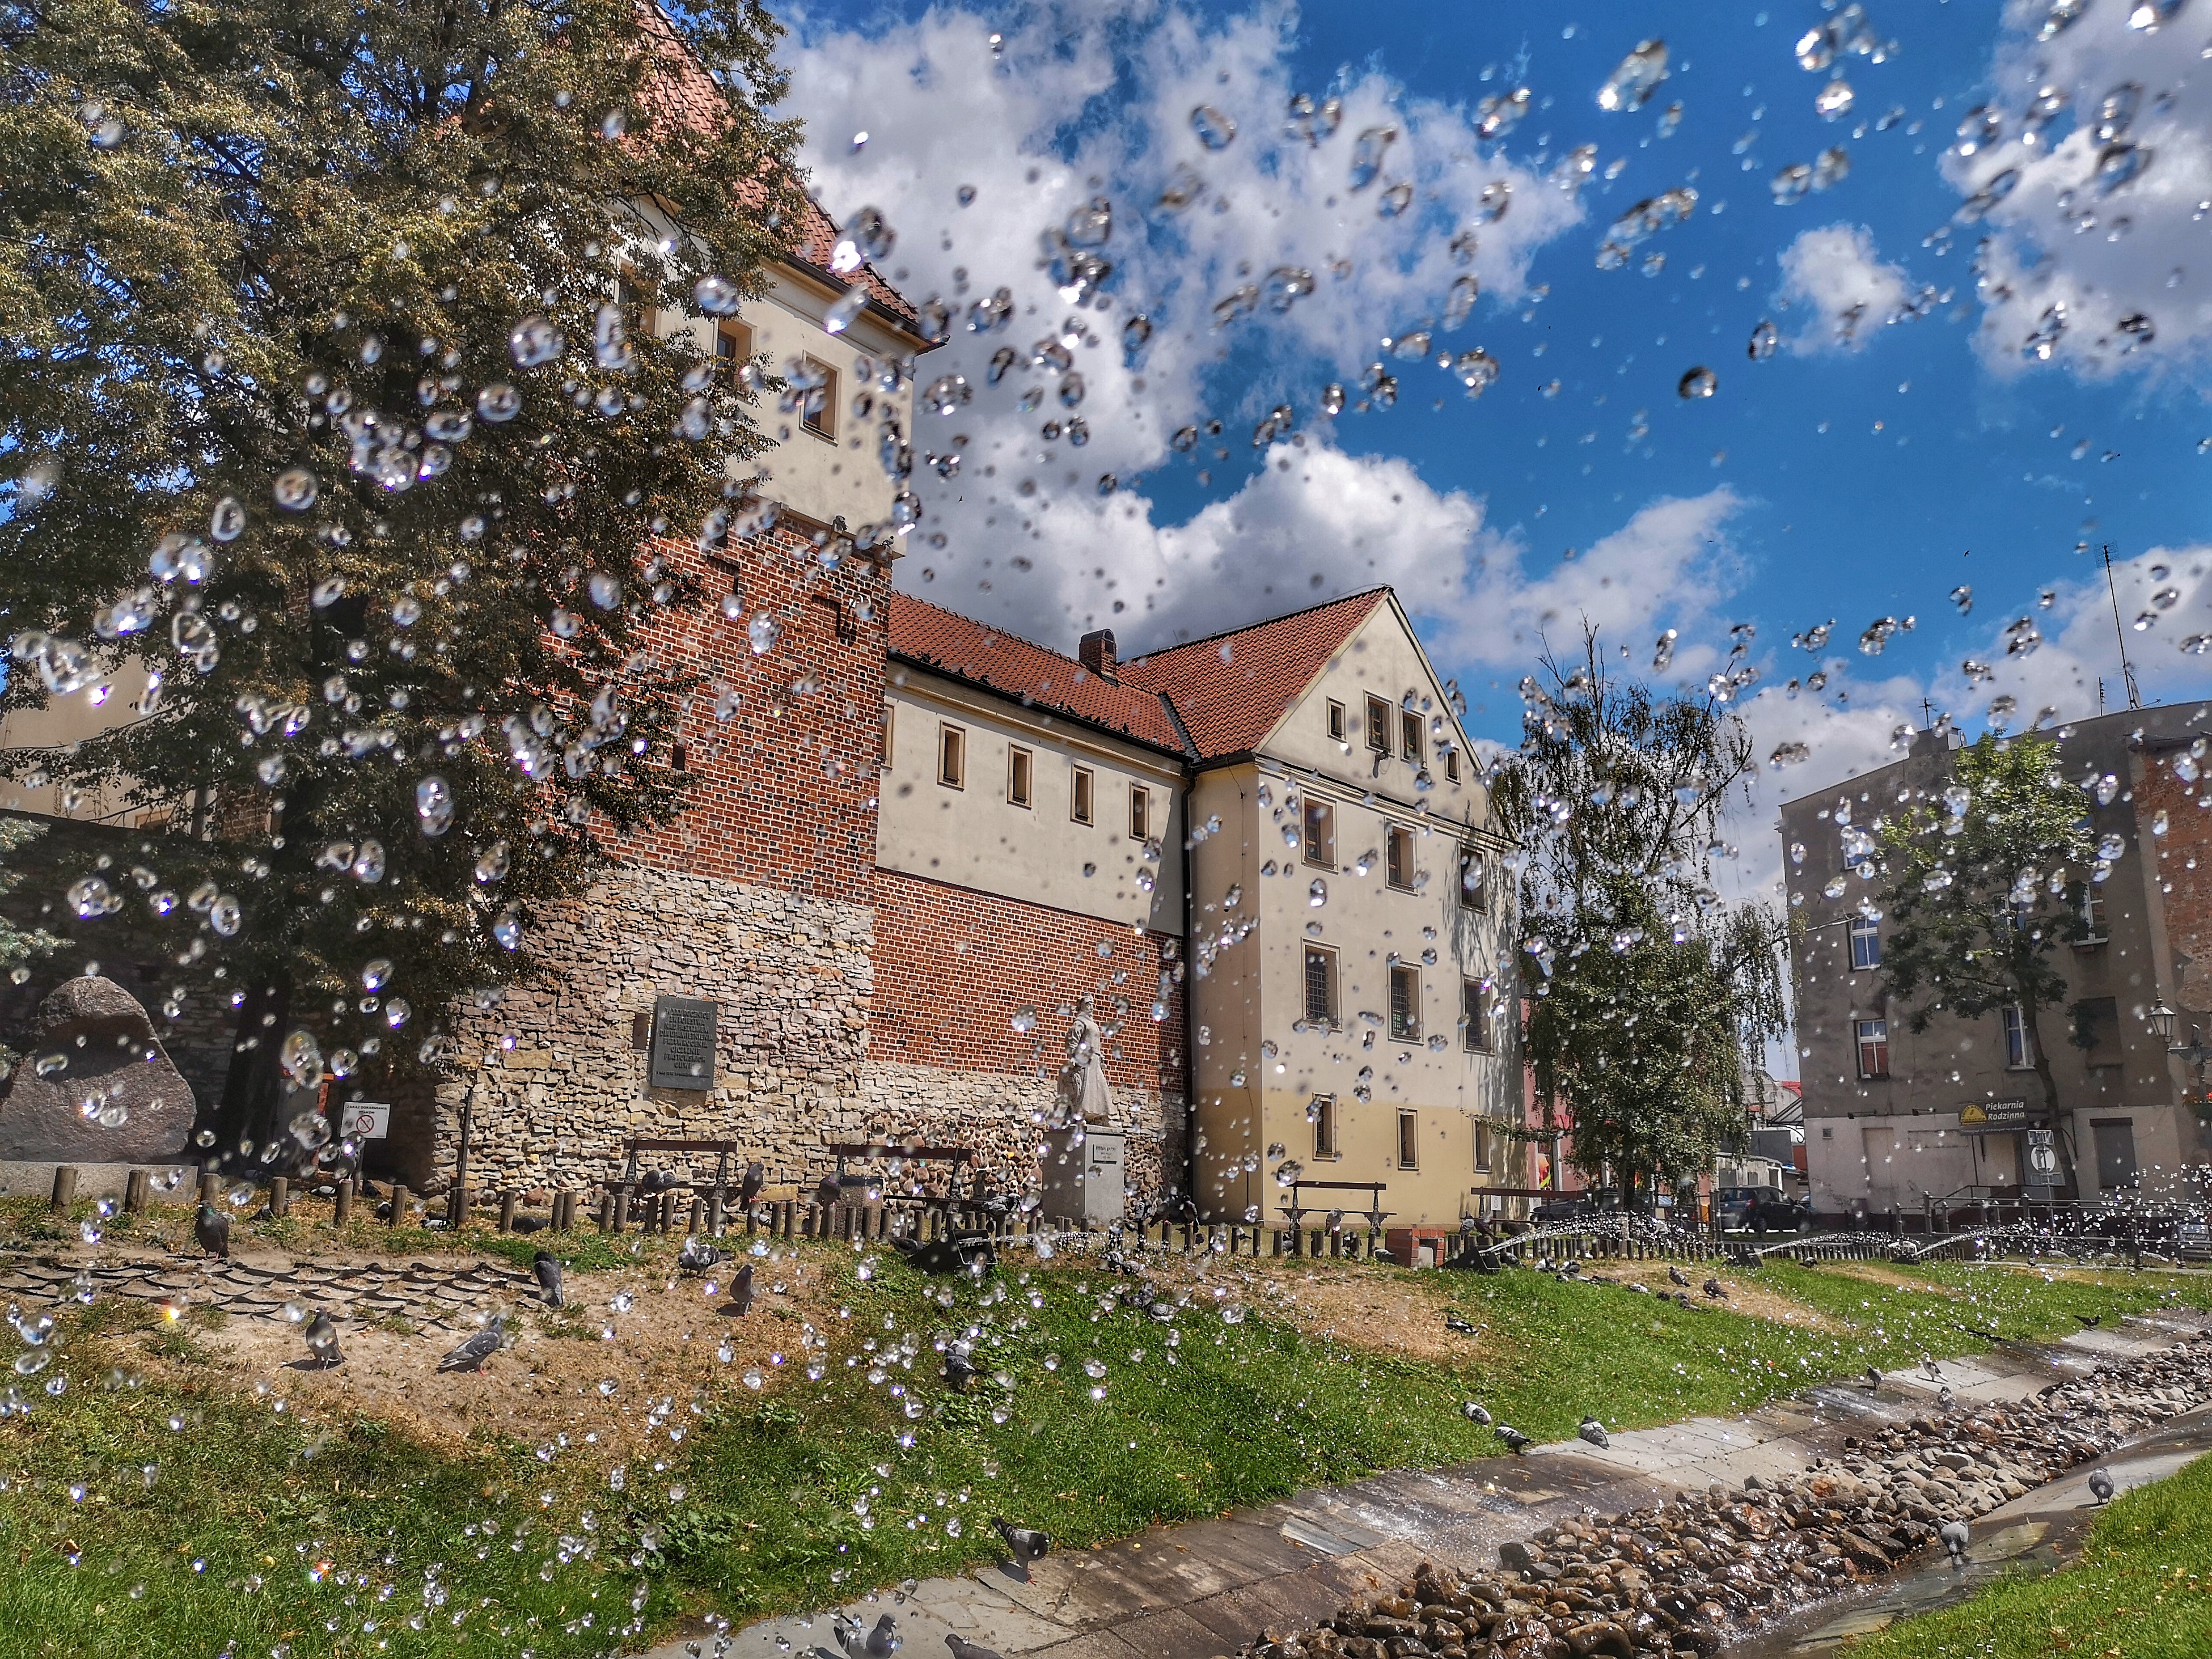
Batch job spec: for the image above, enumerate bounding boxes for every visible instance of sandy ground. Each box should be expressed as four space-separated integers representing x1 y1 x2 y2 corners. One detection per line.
127 1243 845 1468
1128 1253 1484 1364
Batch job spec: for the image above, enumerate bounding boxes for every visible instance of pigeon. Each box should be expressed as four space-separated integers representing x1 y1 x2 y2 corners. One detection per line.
1920 1355 1943 1381
1445 1312 1479 1335
1560 1260 1582 1279
1667 1264 1691 1288
812 1174 843 1211
992 1517 1051 1563
1936 1385 1956 1413
1495 1424 1531 1453
1702 1278 1727 1300
1460 1400 1492 1425
194 1201 230 1260
726 1261 755 1315
1938 1518 1970 1566
856 1614 900 1659
438 1315 506 1373
1628 1281 1651 1296
2087 1467 2115 1505
1578 1416 1610 1449
945 1340 976 1393
640 1169 676 1196
1864 1365 1884 1393
532 1250 564 1309
2074 1314 2102 1329
893 1234 996 1276
303 1310 342 1367
946 1636 1002 1659
679 1234 727 1273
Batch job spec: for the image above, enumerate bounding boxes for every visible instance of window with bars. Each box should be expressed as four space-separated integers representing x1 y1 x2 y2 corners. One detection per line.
1400 707 1423 762
1302 945 1338 1026
1389 964 1420 1041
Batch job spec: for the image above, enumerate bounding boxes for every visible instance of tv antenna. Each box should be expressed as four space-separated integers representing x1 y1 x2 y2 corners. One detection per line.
2101 543 2142 711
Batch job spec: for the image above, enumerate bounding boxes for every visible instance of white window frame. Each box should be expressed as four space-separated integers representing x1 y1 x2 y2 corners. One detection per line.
1855 1018 1889 1080
2003 1005 2034 1070
1848 915 1881 972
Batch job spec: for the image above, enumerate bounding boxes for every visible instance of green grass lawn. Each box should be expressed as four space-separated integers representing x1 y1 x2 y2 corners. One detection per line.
1846 1448 2212 1659
1 1217 2208 1659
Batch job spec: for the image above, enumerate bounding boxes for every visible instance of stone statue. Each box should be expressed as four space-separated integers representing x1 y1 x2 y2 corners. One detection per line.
1057 996 1113 1125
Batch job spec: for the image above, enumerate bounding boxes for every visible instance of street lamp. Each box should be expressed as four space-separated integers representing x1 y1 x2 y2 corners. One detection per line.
2147 1000 2212 1118
2149 998 2179 1044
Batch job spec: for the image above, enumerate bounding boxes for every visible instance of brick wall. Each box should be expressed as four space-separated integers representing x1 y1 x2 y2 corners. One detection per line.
616 527 889 904
865 866 1188 1207
2140 748 2212 1014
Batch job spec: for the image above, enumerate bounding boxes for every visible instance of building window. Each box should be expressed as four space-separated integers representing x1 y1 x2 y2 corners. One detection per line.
1326 700 1346 743
800 356 838 439
1302 945 1338 1026
1848 914 1881 971
1129 784 1150 841
615 266 656 337
2080 884 2107 943
1364 694 1391 755
1400 707 1423 762
2003 1004 2033 1070
1444 746 1460 783
1312 1095 1338 1159
1462 978 1491 1052
714 319 754 389
1389 964 1421 1041
1071 765 1094 825
883 703 895 767
1302 798 1335 868
1459 848 1488 911
1007 745 1032 808
1386 824 1415 891
1855 1018 1889 1080
1473 1117 1493 1172
937 723 965 789
1397 1110 1420 1169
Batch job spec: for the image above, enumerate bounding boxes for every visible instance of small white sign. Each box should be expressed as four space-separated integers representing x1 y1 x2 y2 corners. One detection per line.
346 1103 392 1141
2025 1128 2058 1178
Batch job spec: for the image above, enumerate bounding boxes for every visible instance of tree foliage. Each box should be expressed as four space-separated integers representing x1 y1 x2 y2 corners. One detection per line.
0 0 803 1158
1874 732 2095 1125
1493 631 1788 1200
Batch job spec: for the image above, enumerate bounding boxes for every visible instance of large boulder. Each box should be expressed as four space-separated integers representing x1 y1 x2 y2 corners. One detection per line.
0 976 197 1162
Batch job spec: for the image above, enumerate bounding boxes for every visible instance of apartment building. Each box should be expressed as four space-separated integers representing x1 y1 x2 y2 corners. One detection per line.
1781 707 2212 1219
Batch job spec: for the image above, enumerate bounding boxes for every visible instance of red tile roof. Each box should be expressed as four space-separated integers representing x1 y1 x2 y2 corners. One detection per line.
1119 589 1389 759
888 596 1189 755
635 6 920 331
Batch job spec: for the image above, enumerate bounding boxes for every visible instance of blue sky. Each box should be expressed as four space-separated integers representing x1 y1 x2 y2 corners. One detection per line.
777 0 2212 910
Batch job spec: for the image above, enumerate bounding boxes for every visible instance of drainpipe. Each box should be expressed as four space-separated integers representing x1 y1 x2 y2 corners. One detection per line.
1180 782 1198 1215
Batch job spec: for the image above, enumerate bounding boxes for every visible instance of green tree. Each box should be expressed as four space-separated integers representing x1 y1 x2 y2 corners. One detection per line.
1 0 803 1164
1874 732 2094 1134
1495 631 1788 1208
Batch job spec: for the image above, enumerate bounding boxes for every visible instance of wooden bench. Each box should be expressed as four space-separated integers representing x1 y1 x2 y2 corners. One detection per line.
1277 1179 1391 1258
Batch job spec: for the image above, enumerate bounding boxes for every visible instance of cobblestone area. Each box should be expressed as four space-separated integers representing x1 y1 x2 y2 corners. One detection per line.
0 1249 549 1333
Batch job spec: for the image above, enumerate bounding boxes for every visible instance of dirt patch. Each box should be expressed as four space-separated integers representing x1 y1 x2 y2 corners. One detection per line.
1809 1260 1960 1294
127 1241 844 1468
1126 1254 1479 1364
1600 1261 1843 1331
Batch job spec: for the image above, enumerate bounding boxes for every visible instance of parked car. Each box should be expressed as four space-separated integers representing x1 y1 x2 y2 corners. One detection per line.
1745 1194 1814 1234
2176 1215 2212 1262
1530 1193 1599 1223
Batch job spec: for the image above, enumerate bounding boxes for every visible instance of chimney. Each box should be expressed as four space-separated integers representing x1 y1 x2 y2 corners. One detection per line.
1079 628 1118 681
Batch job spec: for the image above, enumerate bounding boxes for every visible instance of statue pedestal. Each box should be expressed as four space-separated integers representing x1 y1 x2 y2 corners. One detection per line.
1041 1126 1125 1229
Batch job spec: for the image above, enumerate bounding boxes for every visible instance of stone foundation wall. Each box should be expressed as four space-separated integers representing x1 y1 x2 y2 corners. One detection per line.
858 1057 1182 1211
392 864 873 1194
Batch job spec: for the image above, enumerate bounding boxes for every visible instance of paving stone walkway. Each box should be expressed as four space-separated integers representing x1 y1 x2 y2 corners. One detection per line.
640 1313 2212 1659
0 1248 550 1333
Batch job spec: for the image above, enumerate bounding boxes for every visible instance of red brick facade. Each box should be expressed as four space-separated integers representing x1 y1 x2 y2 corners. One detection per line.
617 527 890 904
872 867 1185 1098
2139 744 2212 1018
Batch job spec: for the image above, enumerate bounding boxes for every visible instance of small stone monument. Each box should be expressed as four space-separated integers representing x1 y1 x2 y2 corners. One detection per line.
0 977 197 1162
1042 998 1125 1228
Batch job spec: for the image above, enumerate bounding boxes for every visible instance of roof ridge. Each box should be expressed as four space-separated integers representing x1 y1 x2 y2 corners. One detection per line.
1123 585 1391 665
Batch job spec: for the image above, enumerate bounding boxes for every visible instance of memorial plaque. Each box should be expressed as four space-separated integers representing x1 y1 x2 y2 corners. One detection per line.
649 995 719 1090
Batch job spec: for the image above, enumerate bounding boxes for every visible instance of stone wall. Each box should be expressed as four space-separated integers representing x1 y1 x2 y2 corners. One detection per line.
391 865 873 1194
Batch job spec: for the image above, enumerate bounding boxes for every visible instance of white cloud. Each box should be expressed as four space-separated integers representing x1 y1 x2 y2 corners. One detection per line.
779 0 1590 650
1948 1 2212 378
1775 223 1927 352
